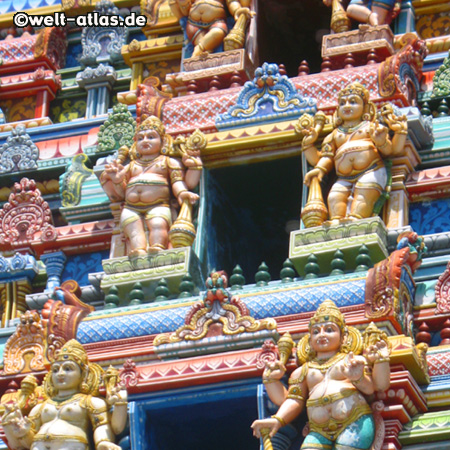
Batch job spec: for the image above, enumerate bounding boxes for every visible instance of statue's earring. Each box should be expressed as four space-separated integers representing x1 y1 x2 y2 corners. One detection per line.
341 328 350 353
81 367 90 393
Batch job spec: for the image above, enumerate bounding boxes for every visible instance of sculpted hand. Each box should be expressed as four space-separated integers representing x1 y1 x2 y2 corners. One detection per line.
342 352 365 382
380 104 407 134
234 6 255 20
106 385 128 407
301 127 319 148
364 340 390 364
178 190 199 205
2 403 32 438
104 160 126 184
369 122 389 147
263 360 286 382
251 418 281 438
304 168 325 186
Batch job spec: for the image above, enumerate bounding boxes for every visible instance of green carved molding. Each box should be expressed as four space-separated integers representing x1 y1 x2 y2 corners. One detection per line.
60 153 93 207
289 217 389 277
100 247 204 303
97 103 136 152
400 410 450 445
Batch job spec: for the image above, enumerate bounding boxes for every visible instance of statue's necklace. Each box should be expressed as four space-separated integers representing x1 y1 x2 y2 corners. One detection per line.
47 392 84 406
338 121 366 134
308 352 346 373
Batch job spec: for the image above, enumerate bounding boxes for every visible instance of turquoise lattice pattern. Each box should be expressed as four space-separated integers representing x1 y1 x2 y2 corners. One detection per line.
77 278 365 343
409 199 450 235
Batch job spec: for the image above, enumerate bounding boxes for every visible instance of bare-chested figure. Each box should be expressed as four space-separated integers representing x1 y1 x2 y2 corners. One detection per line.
1 340 127 450
169 0 253 56
302 82 407 225
100 116 202 257
252 300 391 450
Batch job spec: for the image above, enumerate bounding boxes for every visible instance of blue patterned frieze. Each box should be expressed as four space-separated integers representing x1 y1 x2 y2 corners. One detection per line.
77 276 365 344
79 0 128 66
0 253 38 282
410 199 450 235
62 251 108 287
0 125 39 173
216 62 317 129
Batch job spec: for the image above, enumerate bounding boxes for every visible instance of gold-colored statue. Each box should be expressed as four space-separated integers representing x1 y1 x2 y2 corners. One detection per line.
100 116 204 257
1 340 127 450
168 0 254 57
299 82 407 226
252 300 391 449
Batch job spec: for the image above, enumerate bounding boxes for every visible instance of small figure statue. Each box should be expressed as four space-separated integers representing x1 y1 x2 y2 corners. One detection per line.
168 0 254 57
1 339 127 450
300 82 407 226
251 300 391 449
344 0 400 26
100 116 203 257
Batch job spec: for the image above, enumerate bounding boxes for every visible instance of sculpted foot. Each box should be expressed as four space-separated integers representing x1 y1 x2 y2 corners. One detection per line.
129 248 147 259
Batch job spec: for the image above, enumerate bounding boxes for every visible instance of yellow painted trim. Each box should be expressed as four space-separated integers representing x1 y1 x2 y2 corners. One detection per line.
84 300 198 320
413 0 450 15
122 35 183 65
413 303 436 310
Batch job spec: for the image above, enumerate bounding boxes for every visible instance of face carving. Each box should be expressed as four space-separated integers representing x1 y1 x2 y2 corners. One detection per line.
338 94 365 123
136 129 162 157
310 322 342 354
51 360 82 392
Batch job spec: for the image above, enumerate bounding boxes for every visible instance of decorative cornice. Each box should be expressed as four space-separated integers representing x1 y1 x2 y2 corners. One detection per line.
406 165 450 201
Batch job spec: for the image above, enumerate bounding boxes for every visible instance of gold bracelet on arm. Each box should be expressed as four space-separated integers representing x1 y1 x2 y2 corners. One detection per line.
271 415 286 427
374 357 390 364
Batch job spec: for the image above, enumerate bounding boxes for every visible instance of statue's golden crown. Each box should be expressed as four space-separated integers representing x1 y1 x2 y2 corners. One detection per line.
55 339 88 368
136 115 165 137
309 299 346 332
338 82 370 104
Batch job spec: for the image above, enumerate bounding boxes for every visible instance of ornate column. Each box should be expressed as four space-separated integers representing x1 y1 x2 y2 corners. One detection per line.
0 253 38 327
76 65 117 118
41 251 67 293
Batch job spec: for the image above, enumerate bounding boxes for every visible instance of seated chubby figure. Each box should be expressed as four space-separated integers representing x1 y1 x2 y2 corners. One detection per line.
1 339 127 450
100 116 202 257
302 82 407 225
252 300 390 450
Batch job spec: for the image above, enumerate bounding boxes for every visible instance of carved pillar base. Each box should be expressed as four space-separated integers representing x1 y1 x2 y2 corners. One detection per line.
289 217 389 277
101 246 204 304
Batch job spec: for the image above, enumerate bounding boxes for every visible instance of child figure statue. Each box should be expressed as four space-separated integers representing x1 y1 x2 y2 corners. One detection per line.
100 116 203 258
300 82 407 226
1 339 127 450
252 300 391 450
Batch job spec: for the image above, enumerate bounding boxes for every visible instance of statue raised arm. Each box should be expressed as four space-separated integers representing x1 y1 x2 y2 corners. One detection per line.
252 300 391 450
1 340 128 450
